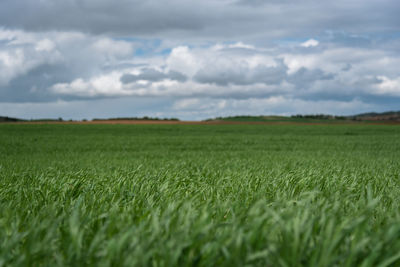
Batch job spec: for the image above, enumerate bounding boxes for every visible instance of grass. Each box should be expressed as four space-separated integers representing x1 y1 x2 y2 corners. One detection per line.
1 124 400 266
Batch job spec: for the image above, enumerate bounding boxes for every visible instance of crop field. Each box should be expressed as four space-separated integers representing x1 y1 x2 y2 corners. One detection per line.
1 123 400 266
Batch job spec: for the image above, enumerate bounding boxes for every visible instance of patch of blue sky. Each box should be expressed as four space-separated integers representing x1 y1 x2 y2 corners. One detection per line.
318 30 399 45
134 47 172 56
369 31 400 41
113 37 171 56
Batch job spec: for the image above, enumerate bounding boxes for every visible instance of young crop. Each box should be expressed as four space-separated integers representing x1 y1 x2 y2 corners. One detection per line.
1 124 400 266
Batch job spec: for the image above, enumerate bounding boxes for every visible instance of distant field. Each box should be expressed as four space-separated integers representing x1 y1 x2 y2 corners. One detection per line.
1 124 400 266
7 119 400 125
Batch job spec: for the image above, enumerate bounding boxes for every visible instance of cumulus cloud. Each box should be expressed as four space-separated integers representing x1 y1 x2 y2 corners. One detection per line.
35 39 56 52
287 67 334 88
301 39 319 47
0 29 133 102
374 76 400 96
193 59 287 86
41 40 400 107
120 69 187 84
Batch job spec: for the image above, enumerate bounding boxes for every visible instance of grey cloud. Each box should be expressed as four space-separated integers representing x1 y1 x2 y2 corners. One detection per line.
341 63 352 71
193 61 334 88
297 87 400 105
236 0 293 7
102 63 147 71
168 71 188 82
0 64 67 102
0 0 206 36
0 0 399 40
287 67 335 88
289 74 399 103
194 61 287 86
120 69 187 84
0 63 114 103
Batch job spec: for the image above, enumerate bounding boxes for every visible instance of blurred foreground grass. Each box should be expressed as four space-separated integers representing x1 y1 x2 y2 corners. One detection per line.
1 124 400 266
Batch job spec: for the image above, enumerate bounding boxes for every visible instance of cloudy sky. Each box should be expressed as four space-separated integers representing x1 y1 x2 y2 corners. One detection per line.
1 0 399 120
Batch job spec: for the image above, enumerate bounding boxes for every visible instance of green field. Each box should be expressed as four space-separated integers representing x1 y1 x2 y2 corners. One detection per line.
1 124 400 266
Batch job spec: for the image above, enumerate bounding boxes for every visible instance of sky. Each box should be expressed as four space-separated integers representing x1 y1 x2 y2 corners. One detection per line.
0 0 399 120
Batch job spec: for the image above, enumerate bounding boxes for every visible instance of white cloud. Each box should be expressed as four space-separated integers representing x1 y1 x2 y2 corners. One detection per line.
227 42 256 49
374 76 400 96
51 72 127 97
35 39 55 52
301 39 319 47
0 28 134 97
91 38 133 59
166 46 198 76
0 48 27 85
